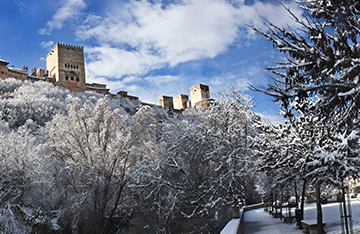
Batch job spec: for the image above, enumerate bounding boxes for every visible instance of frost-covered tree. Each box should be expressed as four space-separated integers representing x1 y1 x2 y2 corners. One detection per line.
143 88 259 233
203 88 259 204
250 1 360 232
44 97 131 233
0 80 68 128
250 0 360 127
253 120 303 213
0 122 54 233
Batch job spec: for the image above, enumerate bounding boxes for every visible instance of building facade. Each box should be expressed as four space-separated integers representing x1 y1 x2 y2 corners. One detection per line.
0 59 9 80
46 43 87 92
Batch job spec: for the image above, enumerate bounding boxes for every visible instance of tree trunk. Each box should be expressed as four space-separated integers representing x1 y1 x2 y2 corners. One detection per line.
295 180 298 208
301 179 306 220
341 185 350 234
280 191 283 220
316 182 325 234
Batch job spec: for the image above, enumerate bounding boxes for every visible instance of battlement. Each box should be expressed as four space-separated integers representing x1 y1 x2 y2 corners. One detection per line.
57 43 83 51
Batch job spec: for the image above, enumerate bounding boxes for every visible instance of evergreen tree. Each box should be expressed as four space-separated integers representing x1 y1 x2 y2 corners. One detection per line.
30 67 36 76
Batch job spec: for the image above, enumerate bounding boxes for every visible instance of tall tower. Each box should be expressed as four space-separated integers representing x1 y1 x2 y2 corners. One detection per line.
189 84 210 107
46 43 86 92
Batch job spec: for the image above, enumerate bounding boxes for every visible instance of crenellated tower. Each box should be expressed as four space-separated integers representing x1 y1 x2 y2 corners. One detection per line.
46 43 86 92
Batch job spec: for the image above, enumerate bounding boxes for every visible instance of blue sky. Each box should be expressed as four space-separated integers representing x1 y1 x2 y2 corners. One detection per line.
0 0 304 121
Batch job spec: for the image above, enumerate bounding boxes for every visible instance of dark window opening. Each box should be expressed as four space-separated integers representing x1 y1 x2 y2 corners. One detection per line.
65 76 69 80
1 71 4 74
71 76 74 81
76 77 79 82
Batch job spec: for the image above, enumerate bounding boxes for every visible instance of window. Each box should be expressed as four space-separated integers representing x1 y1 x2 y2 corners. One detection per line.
65 76 69 80
1 71 4 74
76 77 79 82
71 76 74 81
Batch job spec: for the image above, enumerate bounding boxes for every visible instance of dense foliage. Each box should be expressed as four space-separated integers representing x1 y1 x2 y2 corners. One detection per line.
0 79 260 234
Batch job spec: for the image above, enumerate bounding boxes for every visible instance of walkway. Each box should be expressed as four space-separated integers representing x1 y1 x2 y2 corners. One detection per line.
243 209 302 234
243 199 360 234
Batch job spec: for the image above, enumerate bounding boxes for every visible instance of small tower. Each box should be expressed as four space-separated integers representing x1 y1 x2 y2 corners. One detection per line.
189 84 210 107
173 94 188 110
46 43 86 92
36 68 46 78
158 95 173 110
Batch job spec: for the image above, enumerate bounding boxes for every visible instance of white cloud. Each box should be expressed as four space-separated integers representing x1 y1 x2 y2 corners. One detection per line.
39 0 86 35
14 0 24 9
145 75 180 85
40 41 55 49
78 0 302 83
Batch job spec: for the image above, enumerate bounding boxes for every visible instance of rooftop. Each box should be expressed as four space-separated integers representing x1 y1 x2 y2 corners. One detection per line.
0 59 9 65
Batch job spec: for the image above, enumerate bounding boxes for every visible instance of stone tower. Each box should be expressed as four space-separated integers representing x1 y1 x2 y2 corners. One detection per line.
46 43 86 92
158 95 173 110
190 84 210 107
173 94 188 110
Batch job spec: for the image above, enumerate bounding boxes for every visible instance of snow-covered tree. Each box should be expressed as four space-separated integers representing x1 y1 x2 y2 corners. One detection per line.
143 88 259 233
43 96 140 234
250 1 360 232
250 1 360 128
0 122 54 233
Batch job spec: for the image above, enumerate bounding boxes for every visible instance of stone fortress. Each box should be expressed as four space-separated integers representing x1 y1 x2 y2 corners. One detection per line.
0 43 212 110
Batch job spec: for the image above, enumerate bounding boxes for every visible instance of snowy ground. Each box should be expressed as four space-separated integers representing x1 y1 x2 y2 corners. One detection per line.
243 198 360 234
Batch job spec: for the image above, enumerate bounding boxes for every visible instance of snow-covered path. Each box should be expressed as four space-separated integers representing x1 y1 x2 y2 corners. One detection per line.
243 199 360 234
243 208 302 234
